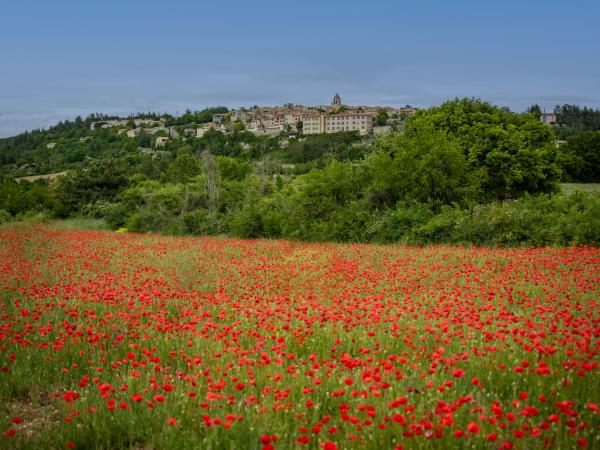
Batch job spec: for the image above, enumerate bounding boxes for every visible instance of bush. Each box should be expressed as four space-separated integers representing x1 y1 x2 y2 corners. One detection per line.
182 210 224 236
104 203 129 229
125 207 182 234
426 193 600 246
410 206 467 244
451 200 540 245
124 213 143 232
370 203 434 243
327 201 373 242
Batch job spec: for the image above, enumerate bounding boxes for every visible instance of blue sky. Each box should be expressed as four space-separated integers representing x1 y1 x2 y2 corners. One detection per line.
1 0 599 137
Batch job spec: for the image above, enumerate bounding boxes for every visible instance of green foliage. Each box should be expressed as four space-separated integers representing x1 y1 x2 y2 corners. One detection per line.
163 107 228 127
375 110 389 126
217 156 252 181
103 202 129 228
182 209 224 235
0 209 12 224
558 132 600 182
54 160 129 217
369 127 474 208
554 104 600 139
193 129 273 158
527 104 542 116
368 203 434 243
231 120 246 133
408 193 600 246
0 179 58 215
407 98 561 199
286 132 362 163
163 152 202 183
0 119 137 177
410 205 467 244
137 129 152 148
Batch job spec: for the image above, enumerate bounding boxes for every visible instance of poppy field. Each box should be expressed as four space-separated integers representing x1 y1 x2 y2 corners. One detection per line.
1 223 599 449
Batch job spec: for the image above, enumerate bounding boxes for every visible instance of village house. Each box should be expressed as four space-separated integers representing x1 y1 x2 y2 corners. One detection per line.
230 110 252 123
248 125 284 136
196 122 222 137
302 114 322 134
155 136 169 147
323 112 374 135
284 113 303 126
212 113 228 124
541 112 557 125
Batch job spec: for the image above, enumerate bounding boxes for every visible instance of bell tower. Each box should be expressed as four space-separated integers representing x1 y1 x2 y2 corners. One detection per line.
332 93 341 107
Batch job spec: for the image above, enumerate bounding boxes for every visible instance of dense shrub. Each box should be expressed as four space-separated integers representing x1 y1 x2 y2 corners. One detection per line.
558 132 600 182
407 193 600 246
369 203 434 243
183 210 224 236
0 179 58 215
286 132 362 163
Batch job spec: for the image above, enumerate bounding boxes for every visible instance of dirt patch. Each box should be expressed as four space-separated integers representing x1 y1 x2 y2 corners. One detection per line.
15 171 68 183
2 391 61 440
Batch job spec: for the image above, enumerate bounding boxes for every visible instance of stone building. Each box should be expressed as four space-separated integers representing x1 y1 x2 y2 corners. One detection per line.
302 111 374 135
540 112 557 125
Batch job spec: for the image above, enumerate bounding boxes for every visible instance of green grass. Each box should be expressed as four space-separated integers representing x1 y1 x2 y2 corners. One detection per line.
0 215 109 231
48 217 110 230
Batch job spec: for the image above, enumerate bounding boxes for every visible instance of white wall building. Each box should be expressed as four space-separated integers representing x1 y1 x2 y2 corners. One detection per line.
155 136 169 147
302 112 374 135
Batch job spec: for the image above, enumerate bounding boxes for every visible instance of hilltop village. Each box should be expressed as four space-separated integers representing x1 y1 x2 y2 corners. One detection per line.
88 94 416 148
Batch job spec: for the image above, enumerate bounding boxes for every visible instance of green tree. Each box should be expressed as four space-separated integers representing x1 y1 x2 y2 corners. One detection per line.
163 152 202 183
0 179 57 216
559 131 600 182
407 98 561 200
376 110 389 126
369 127 473 209
279 161 368 240
554 104 600 138
527 104 542 117
231 120 246 133
137 130 151 148
286 132 361 163
217 156 252 181
53 159 129 216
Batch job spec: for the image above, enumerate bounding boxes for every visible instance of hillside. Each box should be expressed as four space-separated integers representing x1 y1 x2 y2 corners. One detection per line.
1 99 599 246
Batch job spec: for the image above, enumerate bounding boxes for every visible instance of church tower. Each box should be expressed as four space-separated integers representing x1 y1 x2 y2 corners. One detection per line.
332 93 341 107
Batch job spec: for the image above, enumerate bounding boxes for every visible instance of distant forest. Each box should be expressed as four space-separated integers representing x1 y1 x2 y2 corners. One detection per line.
555 104 600 138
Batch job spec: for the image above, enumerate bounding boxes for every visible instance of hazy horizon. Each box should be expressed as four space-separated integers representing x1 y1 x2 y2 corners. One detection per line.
1 0 599 138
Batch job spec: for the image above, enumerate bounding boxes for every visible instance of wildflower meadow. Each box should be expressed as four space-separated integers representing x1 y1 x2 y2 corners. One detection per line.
1 223 598 449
